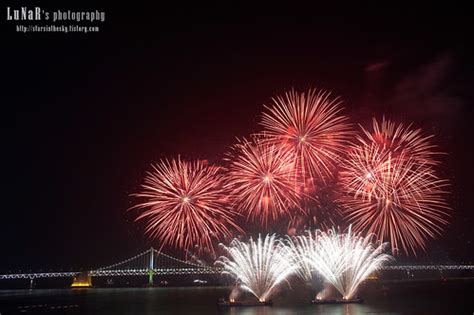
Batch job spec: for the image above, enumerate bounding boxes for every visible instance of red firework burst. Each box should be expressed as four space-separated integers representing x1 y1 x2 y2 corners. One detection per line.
340 121 450 256
360 117 439 165
131 157 243 254
260 88 351 185
225 138 303 226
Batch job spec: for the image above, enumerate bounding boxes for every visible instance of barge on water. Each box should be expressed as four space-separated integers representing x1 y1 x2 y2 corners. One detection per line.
217 298 273 307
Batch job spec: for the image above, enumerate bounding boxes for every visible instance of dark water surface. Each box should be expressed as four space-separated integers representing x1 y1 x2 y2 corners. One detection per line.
1 280 473 314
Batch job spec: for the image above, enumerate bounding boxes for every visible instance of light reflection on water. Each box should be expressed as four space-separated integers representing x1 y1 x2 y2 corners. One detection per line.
225 304 372 315
0 281 473 314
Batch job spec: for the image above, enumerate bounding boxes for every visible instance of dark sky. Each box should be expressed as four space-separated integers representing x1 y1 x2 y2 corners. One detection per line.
2 3 474 272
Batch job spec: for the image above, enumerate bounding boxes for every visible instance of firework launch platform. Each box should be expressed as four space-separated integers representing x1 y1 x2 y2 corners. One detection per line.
311 297 364 304
217 299 273 307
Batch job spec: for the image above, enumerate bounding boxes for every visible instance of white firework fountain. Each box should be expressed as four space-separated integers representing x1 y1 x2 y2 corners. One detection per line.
302 226 393 302
216 234 297 305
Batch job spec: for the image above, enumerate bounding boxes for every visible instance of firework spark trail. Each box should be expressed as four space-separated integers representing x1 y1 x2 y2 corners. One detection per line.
286 233 317 283
216 234 297 302
286 178 343 233
303 227 393 300
260 89 352 185
226 138 303 225
360 117 440 166
131 157 243 254
341 119 450 255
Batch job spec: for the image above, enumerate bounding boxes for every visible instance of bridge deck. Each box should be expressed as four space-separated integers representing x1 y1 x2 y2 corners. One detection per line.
1 247 473 280
1 265 474 279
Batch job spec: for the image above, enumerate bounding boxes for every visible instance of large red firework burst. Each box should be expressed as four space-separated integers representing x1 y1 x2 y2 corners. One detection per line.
340 120 450 255
225 138 303 226
260 88 352 185
131 157 243 254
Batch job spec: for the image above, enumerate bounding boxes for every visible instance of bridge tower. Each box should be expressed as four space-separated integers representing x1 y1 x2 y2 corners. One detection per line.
148 247 154 286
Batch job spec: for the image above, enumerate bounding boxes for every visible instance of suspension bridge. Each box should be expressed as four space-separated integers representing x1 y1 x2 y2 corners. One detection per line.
0 248 219 287
1 248 473 287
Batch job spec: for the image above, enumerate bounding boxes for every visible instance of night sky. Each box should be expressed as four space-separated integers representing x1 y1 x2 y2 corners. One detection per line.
2 3 474 273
